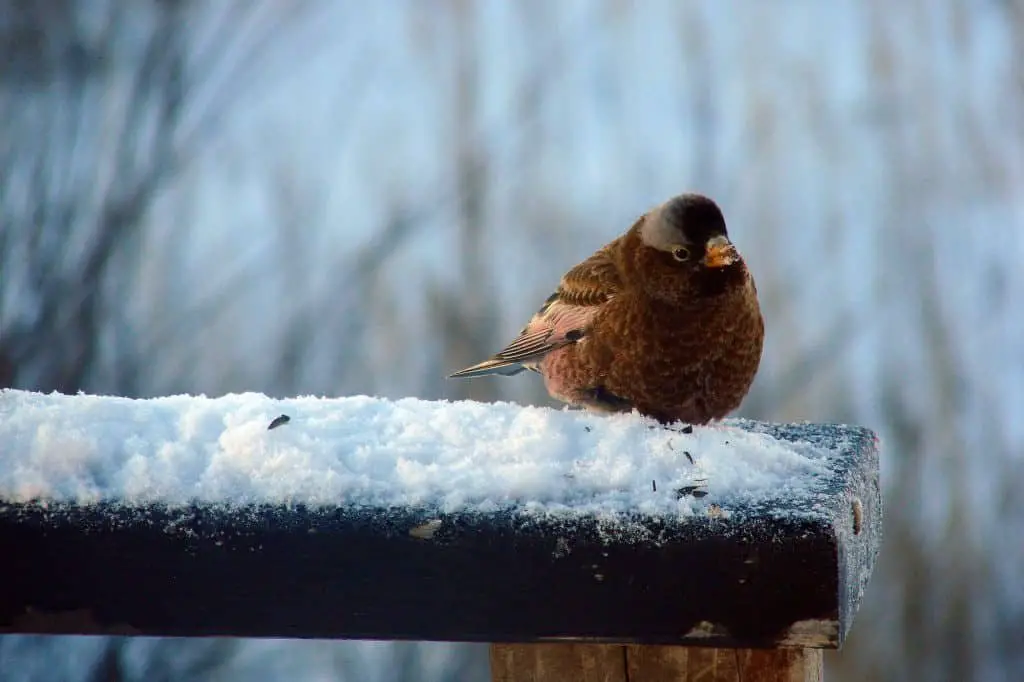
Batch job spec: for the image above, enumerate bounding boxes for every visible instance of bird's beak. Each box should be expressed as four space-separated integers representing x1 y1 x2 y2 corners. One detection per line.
702 235 737 268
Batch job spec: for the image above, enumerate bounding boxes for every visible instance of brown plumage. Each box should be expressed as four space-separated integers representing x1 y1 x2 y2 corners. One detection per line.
449 193 764 425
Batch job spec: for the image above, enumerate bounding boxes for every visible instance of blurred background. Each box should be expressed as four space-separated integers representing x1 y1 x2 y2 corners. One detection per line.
1 1 1022 680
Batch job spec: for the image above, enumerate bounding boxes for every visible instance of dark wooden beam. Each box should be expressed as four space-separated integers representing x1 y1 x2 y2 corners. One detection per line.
0 421 880 649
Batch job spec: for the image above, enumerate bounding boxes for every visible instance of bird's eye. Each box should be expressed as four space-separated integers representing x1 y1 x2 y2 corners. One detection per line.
671 246 691 262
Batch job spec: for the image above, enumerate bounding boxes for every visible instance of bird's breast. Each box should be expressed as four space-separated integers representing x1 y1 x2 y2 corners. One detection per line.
590 285 763 422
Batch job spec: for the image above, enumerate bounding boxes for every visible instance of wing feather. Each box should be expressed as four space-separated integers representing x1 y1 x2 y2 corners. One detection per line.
449 241 624 378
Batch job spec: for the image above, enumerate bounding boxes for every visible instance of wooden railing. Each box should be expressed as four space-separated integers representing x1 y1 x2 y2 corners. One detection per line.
0 392 881 681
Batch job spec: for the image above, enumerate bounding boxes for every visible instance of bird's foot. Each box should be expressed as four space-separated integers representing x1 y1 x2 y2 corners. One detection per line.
574 386 635 413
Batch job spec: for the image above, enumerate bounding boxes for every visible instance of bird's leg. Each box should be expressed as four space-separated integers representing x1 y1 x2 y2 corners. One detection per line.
574 386 635 413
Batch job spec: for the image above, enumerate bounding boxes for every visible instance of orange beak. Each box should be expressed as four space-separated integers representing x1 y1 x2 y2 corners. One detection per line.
702 235 737 269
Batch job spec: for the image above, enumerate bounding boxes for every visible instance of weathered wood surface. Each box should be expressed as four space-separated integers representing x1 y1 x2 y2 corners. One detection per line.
0 421 880 647
490 643 823 682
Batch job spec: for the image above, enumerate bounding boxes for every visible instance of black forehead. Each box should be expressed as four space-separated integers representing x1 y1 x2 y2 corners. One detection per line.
663 194 728 242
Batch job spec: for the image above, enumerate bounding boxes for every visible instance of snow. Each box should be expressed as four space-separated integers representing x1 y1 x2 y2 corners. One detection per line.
0 390 846 520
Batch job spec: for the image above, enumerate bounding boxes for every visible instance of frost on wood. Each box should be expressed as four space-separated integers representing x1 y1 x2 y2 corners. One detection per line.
0 390 881 647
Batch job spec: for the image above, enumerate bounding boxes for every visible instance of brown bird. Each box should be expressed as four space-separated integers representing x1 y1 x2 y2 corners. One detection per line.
449 193 764 425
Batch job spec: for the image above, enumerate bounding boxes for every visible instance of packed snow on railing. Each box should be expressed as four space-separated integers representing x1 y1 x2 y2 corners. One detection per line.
0 390 852 517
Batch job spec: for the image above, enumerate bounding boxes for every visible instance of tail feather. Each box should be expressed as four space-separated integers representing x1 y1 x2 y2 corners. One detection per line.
448 357 527 379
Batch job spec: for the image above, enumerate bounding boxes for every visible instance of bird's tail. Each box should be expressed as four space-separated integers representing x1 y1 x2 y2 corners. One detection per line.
448 357 526 379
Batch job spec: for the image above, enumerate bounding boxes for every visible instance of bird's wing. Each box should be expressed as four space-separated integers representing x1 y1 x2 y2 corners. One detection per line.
449 244 622 378
557 240 623 308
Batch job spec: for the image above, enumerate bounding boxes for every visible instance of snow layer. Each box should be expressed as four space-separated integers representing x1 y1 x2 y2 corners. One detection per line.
0 390 845 518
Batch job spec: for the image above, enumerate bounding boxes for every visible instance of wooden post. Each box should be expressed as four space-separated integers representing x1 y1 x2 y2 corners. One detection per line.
490 644 823 682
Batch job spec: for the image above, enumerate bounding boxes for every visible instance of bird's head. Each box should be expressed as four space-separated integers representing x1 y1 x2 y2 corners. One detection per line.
630 193 748 303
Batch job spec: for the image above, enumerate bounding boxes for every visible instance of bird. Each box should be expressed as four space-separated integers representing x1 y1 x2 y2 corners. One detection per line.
449 193 764 425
